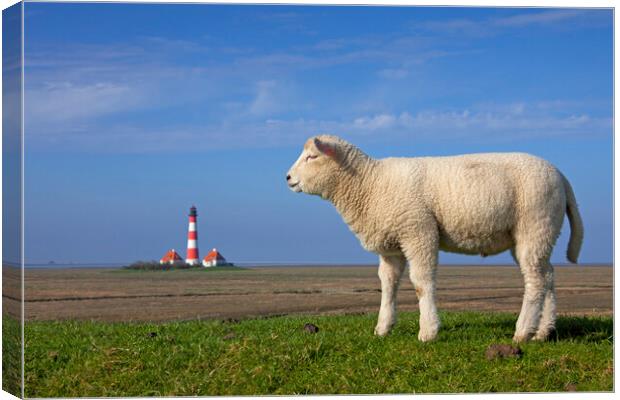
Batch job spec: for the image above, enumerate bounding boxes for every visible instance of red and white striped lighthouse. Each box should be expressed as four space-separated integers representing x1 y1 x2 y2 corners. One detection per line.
186 205 199 265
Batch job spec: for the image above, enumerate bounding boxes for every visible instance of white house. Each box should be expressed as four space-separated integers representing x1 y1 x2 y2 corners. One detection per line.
160 249 184 265
202 248 229 267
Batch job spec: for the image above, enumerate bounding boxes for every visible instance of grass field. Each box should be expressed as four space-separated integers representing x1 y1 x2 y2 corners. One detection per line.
2 316 21 397
10 265 613 396
24 311 612 396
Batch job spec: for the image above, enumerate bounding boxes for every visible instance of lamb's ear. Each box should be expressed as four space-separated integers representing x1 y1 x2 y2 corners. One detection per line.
314 138 340 159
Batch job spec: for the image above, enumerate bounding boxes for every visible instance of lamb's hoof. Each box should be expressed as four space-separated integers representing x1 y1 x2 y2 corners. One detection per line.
374 325 391 337
418 329 438 342
532 329 555 342
512 332 534 343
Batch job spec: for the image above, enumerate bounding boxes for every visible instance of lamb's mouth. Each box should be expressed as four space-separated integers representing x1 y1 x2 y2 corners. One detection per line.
288 182 302 192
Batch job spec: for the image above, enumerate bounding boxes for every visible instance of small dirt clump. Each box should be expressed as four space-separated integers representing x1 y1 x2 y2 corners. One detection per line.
564 383 577 391
485 344 522 360
303 323 319 333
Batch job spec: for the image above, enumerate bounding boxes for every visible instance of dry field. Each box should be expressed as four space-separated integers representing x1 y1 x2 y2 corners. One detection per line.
10 264 612 322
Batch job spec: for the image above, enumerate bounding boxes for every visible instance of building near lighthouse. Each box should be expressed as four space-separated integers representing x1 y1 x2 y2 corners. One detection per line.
186 206 199 265
202 248 229 267
157 206 234 269
160 249 184 265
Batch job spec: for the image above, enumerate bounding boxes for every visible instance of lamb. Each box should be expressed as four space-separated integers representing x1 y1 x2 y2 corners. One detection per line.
286 135 583 343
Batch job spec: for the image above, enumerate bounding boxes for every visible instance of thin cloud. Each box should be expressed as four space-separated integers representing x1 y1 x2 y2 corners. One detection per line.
378 68 409 80
346 105 611 141
492 10 585 27
249 80 281 116
414 9 608 38
25 100 612 154
140 36 211 53
353 114 397 131
26 82 141 126
416 18 491 37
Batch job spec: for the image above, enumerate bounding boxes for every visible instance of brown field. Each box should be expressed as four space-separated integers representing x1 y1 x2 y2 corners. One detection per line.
9 264 612 322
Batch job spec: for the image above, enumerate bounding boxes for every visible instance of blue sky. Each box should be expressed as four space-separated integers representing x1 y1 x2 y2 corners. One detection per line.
21 4 612 265
2 2 22 266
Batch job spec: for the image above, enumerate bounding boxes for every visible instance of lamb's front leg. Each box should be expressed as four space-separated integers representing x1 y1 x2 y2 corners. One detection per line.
374 254 406 336
410 264 440 342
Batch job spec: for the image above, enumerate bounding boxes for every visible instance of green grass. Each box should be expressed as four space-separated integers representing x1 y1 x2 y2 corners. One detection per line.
2 316 22 397
24 312 612 397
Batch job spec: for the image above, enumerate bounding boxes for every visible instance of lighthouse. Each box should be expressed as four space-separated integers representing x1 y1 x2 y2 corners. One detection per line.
186 206 199 265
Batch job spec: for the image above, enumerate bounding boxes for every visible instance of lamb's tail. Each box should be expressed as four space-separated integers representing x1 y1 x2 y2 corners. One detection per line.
563 174 583 263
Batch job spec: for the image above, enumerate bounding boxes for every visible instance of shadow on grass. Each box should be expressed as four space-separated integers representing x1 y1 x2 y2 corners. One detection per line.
476 315 612 343
478 315 614 343
412 312 612 343
552 316 613 342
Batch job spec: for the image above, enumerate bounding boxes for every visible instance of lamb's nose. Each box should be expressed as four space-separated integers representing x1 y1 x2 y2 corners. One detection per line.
286 174 291 181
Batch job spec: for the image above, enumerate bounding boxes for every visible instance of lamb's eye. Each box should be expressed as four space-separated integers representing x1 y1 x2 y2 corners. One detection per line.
305 154 318 162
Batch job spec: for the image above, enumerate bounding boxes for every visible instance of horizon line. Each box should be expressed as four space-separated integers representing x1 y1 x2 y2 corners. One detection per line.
12 261 615 268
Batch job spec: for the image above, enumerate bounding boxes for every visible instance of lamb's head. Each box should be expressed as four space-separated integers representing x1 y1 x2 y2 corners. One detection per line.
286 135 365 198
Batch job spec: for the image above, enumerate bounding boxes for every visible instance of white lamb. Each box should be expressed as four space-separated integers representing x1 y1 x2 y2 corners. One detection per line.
286 135 583 342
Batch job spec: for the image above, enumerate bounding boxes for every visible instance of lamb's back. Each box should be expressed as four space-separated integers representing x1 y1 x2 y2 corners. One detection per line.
374 153 561 256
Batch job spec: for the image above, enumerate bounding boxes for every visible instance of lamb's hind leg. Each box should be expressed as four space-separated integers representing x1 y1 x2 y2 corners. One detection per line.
533 262 556 341
512 242 551 343
374 254 406 336
402 236 440 342
411 265 440 342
